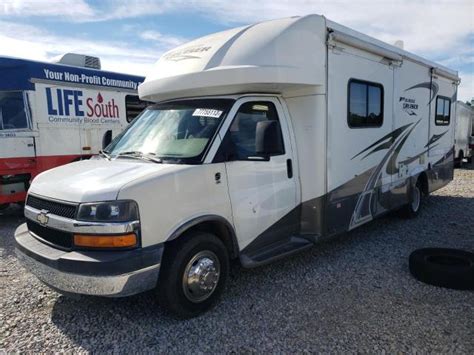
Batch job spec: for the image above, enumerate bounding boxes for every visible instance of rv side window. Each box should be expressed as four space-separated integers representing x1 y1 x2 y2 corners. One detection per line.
348 79 383 128
226 101 285 160
0 91 29 130
435 96 451 126
125 95 149 123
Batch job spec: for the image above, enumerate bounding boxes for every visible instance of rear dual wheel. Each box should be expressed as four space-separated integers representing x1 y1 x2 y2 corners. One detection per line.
400 180 422 218
157 232 229 318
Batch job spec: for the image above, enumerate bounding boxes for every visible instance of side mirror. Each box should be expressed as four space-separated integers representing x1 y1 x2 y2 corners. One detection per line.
102 130 112 149
255 121 283 156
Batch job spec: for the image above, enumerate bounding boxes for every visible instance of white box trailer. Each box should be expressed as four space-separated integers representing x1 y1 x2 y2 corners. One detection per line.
0 55 146 208
15 15 460 317
453 101 473 165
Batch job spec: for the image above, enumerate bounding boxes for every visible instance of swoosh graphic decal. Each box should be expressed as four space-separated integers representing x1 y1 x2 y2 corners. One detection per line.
349 119 421 229
425 130 448 148
385 120 421 175
405 82 439 104
351 123 412 160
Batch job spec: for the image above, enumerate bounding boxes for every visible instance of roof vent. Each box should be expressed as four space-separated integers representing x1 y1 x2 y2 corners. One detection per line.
52 53 101 70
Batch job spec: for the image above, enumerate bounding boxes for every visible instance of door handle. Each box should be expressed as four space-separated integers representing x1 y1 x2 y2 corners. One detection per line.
286 159 293 179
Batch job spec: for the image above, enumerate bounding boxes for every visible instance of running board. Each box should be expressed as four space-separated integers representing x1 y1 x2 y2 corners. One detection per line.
240 236 314 268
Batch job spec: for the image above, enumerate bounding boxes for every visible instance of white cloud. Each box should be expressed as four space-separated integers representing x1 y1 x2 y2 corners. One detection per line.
0 21 163 76
1 0 94 18
140 31 186 47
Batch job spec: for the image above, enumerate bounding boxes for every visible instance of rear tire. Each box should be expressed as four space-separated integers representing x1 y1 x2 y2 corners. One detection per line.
400 180 422 218
157 232 229 318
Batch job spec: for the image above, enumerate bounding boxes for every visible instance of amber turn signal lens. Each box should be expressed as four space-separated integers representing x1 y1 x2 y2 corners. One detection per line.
73 233 137 248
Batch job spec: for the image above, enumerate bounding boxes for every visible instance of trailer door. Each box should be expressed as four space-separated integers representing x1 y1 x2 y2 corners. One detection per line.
0 91 37 203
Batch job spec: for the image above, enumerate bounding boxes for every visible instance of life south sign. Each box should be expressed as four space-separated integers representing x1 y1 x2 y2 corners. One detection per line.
45 87 121 124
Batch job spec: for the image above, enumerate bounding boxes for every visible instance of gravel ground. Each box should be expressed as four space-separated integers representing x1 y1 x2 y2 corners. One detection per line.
1 164 473 353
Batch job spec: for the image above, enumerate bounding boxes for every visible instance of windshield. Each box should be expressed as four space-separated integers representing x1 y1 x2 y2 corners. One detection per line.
106 98 234 163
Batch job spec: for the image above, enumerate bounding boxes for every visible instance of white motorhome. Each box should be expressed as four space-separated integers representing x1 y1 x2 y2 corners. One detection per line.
15 15 460 317
0 54 146 209
453 101 473 166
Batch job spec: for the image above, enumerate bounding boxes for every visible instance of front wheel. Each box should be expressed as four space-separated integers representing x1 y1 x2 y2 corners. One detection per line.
400 180 422 218
157 232 229 318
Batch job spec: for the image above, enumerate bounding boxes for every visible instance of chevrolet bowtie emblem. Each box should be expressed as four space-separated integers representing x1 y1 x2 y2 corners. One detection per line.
37 211 49 226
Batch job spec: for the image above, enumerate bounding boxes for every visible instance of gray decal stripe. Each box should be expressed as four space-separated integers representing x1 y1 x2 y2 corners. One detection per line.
361 140 393 160
385 120 421 175
349 119 421 229
405 82 439 104
425 130 449 148
351 123 412 160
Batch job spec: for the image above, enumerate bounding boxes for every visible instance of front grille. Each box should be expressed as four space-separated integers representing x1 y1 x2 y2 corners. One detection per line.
26 195 77 219
27 220 73 249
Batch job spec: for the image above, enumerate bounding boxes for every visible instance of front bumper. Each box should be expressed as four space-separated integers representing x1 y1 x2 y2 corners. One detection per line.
15 223 164 297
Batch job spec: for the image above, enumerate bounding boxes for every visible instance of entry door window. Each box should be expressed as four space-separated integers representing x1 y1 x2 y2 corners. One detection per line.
227 101 285 160
435 96 451 126
0 91 29 130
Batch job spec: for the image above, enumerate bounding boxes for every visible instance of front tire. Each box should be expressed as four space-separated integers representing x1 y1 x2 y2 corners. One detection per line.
157 232 229 318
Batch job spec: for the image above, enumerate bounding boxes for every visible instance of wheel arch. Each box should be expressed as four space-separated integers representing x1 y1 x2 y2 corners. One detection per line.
416 170 429 196
165 215 240 259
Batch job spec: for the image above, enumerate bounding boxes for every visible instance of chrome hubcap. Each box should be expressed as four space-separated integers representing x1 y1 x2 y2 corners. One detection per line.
182 251 220 303
411 186 421 212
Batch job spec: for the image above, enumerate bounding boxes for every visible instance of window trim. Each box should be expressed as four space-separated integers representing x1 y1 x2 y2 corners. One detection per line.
0 90 32 132
220 100 286 162
434 95 451 126
347 78 384 129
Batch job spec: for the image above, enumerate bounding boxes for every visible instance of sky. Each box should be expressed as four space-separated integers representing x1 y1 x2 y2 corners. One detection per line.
1 0 473 102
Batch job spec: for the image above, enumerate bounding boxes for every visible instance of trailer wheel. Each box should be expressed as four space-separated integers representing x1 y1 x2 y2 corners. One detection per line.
409 248 474 290
0 203 10 211
157 232 229 318
400 180 422 218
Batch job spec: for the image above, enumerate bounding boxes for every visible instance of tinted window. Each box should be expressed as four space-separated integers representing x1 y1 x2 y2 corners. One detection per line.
0 92 28 130
348 80 383 128
227 101 284 160
435 96 451 126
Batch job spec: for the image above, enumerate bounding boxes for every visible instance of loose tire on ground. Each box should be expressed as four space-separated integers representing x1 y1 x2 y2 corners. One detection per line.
409 248 474 290
157 231 229 318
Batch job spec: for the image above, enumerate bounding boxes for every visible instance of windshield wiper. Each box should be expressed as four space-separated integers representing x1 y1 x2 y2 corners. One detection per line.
116 151 162 163
99 150 111 160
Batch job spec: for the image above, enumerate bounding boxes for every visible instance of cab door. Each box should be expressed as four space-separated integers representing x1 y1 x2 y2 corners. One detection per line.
216 97 298 250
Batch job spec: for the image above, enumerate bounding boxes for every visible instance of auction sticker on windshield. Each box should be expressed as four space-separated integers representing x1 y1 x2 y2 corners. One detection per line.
192 108 223 118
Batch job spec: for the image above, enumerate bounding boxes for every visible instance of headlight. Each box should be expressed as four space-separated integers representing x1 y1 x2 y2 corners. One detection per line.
77 201 139 222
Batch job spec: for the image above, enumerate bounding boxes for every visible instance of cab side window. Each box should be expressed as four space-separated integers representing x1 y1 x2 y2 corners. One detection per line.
435 96 451 126
226 101 285 160
0 91 29 130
